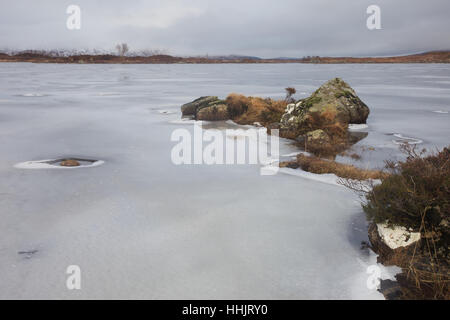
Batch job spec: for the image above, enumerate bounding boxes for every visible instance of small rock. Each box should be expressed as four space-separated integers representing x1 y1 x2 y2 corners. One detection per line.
60 159 80 167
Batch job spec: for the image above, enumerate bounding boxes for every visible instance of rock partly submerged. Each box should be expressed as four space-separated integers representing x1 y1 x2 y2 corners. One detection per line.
179 78 370 157
280 78 369 139
181 96 228 120
197 103 229 121
281 79 370 156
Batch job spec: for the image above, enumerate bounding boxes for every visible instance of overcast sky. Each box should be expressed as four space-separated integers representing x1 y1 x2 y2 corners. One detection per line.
0 0 449 57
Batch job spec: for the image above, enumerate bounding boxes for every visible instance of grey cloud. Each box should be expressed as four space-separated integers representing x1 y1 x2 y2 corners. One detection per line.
0 0 449 57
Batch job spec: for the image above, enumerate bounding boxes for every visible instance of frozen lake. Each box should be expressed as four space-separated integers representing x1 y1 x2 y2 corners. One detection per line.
0 63 449 299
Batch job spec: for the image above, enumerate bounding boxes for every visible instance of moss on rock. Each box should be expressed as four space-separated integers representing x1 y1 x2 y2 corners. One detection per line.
280 78 370 137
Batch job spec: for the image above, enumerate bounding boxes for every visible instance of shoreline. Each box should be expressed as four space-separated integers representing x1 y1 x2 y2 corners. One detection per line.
1 51 449 64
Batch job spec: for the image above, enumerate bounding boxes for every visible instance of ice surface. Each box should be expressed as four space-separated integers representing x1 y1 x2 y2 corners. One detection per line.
169 118 207 125
0 63 449 299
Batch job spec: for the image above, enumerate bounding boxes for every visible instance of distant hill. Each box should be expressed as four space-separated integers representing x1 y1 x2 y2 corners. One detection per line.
207 55 262 61
271 57 300 60
0 50 449 64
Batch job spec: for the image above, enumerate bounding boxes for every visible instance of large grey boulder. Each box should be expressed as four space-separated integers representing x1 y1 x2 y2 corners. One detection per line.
181 96 231 121
280 78 370 136
181 96 220 117
196 104 229 121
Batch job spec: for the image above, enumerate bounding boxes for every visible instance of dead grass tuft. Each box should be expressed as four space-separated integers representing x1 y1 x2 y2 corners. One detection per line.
225 93 287 126
281 154 386 180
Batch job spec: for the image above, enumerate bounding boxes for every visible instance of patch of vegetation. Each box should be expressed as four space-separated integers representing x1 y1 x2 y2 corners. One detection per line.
364 146 449 238
299 110 350 157
260 100 287 125
225 94 250 118
343 145 450 299
208 99 227 107
225 93 287 125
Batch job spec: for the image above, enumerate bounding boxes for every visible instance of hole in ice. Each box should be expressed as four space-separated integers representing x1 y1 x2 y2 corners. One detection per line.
14 158 105 169
392 133 423 145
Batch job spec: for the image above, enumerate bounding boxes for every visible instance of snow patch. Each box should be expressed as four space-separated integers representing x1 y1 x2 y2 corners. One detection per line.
263 165 341 186
432 110 448 114
392 133 423 145
348 124 369 131
376 223 421 250
281 151 312 157
20 93 47 97
263 166 380 190
286 104 296 114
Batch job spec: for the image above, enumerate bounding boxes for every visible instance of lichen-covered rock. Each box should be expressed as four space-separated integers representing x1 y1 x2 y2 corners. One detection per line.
280 78 370 136
197 104 229 121
180 96 231 121
181 96 219 116
306 129 330 145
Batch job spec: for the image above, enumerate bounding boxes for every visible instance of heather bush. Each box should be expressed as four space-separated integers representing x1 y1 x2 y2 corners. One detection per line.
226 94 250 118
364 146 449 258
